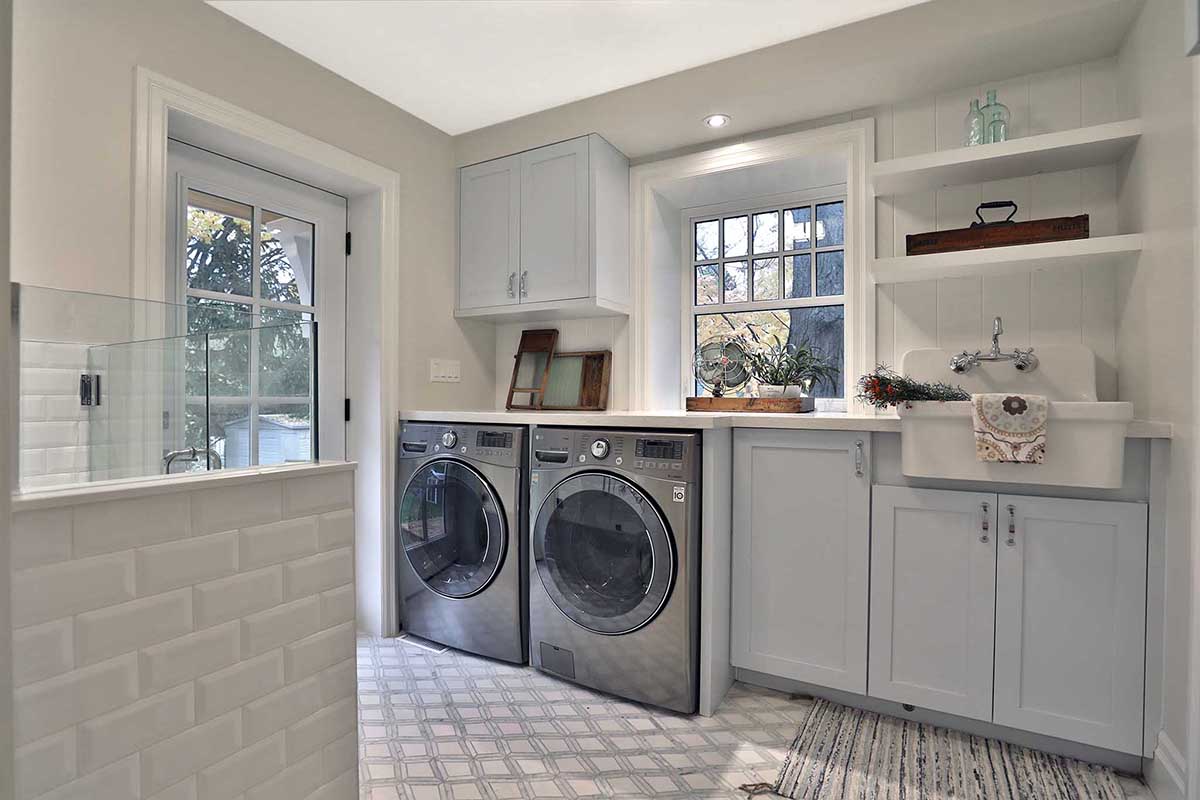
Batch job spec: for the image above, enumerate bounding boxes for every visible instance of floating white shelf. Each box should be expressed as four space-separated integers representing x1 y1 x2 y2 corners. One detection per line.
453 296 630 323
871 119 1142 195
870 234 1143 284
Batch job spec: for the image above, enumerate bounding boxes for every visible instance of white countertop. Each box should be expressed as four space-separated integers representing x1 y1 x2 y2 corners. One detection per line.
13 460 357 511
399 409 1172 438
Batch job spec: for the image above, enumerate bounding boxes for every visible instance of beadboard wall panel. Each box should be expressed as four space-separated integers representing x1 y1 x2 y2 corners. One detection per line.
9 466 358 800
869 57 1123 400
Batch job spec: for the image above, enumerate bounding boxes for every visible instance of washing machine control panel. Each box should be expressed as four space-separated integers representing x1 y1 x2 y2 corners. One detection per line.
398 423 523 468
531 428 698 481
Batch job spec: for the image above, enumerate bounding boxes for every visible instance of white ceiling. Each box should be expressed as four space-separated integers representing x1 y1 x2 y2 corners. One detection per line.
207 0 931 136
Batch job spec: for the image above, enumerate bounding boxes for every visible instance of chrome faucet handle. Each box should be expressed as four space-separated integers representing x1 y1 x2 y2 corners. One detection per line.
993 316 1004 336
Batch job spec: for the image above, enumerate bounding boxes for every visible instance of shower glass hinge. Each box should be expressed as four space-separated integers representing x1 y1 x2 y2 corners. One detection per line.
79 374 102 406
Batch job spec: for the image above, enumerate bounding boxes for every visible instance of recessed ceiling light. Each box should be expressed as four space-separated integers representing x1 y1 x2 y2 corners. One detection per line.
703 114 731 129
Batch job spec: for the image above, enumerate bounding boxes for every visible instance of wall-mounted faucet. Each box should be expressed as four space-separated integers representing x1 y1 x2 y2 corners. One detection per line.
949 317 1039 374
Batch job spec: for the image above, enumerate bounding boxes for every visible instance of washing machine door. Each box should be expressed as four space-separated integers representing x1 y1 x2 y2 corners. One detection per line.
533 472 675 635
397 458 506 599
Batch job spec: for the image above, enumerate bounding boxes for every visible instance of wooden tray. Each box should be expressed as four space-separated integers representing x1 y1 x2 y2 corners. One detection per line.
906 214 1089 256
686 396 815 413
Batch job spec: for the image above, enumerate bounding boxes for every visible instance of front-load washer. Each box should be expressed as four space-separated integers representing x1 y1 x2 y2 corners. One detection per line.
528 426 700 713
395 421 526 664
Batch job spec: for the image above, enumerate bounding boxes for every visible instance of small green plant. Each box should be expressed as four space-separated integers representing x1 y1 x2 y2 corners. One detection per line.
744 337 839 394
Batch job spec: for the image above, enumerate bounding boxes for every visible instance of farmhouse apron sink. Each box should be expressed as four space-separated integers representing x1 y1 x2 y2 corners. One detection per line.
897 345 1133 489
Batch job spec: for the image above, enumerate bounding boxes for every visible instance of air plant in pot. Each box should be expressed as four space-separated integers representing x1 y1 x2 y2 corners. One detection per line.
744 337 839 399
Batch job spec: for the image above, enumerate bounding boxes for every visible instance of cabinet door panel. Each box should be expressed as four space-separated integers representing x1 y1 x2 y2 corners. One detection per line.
994 495 1146 754
459 155 520 310
520 138 590 303
731 430 869 693
869 487 997 721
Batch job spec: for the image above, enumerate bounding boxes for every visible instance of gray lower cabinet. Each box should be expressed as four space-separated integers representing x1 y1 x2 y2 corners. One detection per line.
869 486 997 722
869 486 1147 754
731 430 870 693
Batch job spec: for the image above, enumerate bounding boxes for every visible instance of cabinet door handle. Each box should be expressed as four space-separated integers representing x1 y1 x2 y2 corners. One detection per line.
980 501 990 543
1006 504 1016 547
853 440 864 477
507 272 515 298
519 270 528 297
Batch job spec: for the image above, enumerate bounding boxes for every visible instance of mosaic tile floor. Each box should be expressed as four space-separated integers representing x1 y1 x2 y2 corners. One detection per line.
357 636 1153 800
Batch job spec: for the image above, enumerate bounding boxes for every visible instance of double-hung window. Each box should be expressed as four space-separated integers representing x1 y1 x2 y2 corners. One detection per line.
691 193 848 407
182 189 316 468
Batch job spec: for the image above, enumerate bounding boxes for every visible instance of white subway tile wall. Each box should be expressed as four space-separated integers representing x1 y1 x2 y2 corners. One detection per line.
19 341 92 489
870 58 1125 398
9 467 358 800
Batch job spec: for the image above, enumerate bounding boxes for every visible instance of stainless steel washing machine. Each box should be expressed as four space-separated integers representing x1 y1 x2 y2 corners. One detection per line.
528 426 700 713
395 421 526 664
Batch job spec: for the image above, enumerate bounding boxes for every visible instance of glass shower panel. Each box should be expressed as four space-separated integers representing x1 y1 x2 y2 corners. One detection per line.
15 284 314 490
86 332 208 481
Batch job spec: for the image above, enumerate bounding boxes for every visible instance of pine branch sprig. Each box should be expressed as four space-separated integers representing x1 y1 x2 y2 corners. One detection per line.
857 365 970 409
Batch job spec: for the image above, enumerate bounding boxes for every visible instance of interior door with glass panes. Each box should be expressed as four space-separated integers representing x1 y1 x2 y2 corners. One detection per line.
166 140 347 469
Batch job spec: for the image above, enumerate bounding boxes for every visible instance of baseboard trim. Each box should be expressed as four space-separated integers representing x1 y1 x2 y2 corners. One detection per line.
1145 732 1186 800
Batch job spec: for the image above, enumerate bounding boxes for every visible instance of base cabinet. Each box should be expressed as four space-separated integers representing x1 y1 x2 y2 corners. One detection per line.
868 487 1147 754
869 487 997 722
731 430 870 693
993 495 1147 754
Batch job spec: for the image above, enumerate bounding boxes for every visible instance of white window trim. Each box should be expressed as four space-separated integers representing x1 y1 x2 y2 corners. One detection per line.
133 67 403 637
629 119 875 413
679 186 849 404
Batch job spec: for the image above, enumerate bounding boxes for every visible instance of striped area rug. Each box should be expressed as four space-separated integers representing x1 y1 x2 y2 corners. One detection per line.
769 699 1124 799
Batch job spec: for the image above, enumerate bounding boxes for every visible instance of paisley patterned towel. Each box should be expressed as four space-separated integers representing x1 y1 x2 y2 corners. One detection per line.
972 393 1047 463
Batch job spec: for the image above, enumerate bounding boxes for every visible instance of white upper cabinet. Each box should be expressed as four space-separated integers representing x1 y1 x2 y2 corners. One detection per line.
993 494 1147 754
869 486 997 722
458 155 521 310
731 430 870 693
456 134 630 320
520 138 589 304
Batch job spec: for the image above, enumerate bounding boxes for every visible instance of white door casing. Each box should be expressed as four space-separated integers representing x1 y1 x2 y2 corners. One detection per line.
731 429 870 693
869 486 997 722
167 140 347 462
993 494 1147 754
519 137 590 304
458 155 520 310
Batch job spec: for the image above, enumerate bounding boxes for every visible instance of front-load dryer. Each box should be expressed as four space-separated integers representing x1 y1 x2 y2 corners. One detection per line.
528 426 700 713
395 421 526 664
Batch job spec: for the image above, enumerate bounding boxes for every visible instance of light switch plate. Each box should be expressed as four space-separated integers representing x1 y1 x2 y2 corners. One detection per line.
429 358 461 383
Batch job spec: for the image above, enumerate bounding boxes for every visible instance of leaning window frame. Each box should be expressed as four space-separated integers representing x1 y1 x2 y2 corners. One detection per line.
680 185 850 409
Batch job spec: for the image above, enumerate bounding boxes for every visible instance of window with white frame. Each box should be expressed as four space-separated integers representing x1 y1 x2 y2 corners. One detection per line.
182 188 315 468
690 193 847 405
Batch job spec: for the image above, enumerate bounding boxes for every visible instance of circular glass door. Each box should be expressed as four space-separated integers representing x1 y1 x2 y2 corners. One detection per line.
397 459 506 599
532 472 675 635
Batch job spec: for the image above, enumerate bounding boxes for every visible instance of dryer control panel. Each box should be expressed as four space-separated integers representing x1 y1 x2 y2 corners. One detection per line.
531 427 699 483
398 422 524 468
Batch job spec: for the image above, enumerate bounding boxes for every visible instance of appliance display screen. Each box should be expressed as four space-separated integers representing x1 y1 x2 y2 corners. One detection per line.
636 439 684 460
476 431 514 448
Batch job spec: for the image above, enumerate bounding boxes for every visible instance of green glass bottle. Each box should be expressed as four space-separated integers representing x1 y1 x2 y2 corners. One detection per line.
964 98 986 146
980 89 1010 144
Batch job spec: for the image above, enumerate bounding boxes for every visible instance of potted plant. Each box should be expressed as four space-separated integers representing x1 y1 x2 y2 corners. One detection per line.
745 337 839 399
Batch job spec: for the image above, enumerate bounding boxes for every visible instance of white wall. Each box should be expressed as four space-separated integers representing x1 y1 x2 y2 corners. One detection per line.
870 59 1125 399
1112 0 1196 794
10 0 495 412
1 0 16 794
9 466 357 800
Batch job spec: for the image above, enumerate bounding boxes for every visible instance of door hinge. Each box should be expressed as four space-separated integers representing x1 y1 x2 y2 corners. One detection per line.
79 374 102 407
345 231 352 256
344 398 351 422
